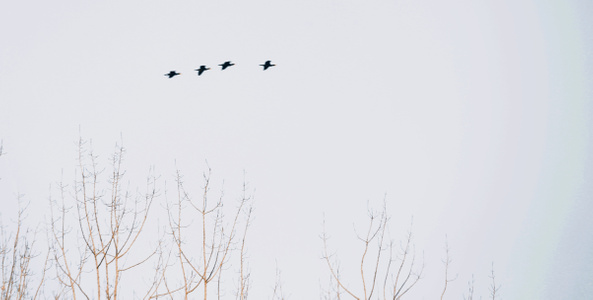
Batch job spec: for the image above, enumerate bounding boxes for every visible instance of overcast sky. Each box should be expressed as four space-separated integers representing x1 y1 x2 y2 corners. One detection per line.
1 0 592 299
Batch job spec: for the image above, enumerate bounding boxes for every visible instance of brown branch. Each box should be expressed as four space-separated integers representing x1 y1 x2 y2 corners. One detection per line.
238 192 253 300
321 218 360 300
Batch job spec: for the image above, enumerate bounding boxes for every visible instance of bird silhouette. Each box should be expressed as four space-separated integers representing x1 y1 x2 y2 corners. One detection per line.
195 65 210 76
219 61 235 70
260 60 275 70
165 71 180 78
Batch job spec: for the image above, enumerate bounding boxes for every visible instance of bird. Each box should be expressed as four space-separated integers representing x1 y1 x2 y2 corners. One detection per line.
219 61 235 70
165 71 180 78
260 60 275 70
195 65 210 76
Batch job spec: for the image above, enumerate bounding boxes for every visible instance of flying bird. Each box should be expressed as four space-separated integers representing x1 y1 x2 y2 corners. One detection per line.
219 61 235 70
165 71 180 78
195 65 210 76
260 60 275 70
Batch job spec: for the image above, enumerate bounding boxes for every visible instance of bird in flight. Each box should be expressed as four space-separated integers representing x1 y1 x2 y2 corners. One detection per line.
219 61 235 70
195 65 210 76
260 60 276 70
165 71 180 78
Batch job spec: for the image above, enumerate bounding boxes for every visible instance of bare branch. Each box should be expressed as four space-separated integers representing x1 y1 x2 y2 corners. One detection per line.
321 217 360 300
322 202 429 300
440 236 457 300
272 264 287 300
464 274 475 300
489 262 500 300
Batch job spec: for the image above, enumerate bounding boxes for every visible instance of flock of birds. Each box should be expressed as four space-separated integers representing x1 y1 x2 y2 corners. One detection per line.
165 60 275 78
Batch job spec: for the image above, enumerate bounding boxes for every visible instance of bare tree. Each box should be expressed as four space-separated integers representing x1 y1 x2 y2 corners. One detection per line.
48 138 159 299
153 166 253 299
0 198 48 300
387 227 424 300
322 202 424 300
1 141 40 298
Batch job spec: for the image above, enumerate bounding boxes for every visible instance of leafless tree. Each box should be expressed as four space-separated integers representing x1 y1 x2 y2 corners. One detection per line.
48 138 159 299
0 197 48 300
151 166 253 299
322 202 424 300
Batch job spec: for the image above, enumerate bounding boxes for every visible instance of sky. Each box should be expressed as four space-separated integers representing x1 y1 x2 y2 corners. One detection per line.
1 0 592 299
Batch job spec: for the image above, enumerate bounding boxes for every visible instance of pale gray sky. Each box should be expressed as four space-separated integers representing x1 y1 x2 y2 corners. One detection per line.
1 0 592 298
